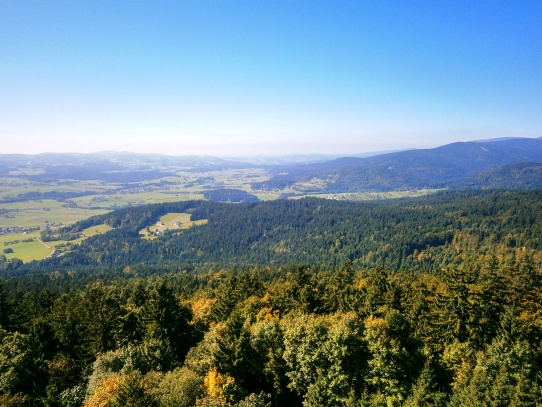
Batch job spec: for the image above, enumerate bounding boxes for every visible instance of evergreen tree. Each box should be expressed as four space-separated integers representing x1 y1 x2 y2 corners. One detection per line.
0 328 47 399
432 266 479 345
364 309 424 406
141 281 193 362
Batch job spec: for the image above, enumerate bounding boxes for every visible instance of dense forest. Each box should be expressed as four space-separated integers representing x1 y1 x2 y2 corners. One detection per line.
1 255 542 406
4 190 542 275
1 190 542 406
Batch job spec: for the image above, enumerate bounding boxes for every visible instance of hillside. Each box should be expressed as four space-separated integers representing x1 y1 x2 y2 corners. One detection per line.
254 137 542 192
5 190 541 275
453 162 542 189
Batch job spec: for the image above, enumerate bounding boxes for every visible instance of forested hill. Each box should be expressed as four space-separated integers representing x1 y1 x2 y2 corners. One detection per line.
2 190 542 406
454 162 542 189
254 137 542 192
5 190 542 274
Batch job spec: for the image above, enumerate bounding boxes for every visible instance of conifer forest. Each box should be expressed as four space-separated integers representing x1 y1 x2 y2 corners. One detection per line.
1 190 542 406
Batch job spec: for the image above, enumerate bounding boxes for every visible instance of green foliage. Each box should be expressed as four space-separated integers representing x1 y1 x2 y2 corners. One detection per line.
235 392 271 407
2 256 542 405
0 328 45 398
403 363 448 407
283 312 367 406
107 371 156 407
141 281 193 363
80 282 122 355
59 384 86 407
322 260 357 313
2 190 542 406
249 317 287 398
212 310 259 391
364 310 424 405
447 338 542 406
153 367 204 407
0 393 30 407
212 272 264 322
433 265 480 345
0 284 15 330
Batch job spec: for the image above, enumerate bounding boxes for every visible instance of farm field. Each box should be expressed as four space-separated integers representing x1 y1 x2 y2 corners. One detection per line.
0 154 440 262
1 223 113 262
0 165 266 262
139 212 208 239
1 231 52 262
0 199 108 228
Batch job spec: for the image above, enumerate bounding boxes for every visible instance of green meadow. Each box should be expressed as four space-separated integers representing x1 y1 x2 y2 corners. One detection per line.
139 213 208 239
1 223 114 262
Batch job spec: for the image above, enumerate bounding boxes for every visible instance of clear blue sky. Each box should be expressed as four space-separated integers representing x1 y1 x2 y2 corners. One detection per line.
1 1 541 156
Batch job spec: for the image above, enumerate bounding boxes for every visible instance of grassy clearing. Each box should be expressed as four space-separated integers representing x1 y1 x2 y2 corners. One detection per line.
140 212 208 239
1 231 52 262
6 241 52 262
81 224 114 236
0 223 114 263
254 193 282 201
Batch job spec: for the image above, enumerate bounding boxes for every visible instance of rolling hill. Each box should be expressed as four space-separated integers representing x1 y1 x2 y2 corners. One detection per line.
253 137 542 192
453 161 542 189
5 190 542 275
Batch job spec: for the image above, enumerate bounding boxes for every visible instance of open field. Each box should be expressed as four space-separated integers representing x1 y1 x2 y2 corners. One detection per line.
0 198 109 263
1 223 114 262
140 212 208 239
70 191 205 209
1 231 51 262
0 178 117 199
0 200 108 229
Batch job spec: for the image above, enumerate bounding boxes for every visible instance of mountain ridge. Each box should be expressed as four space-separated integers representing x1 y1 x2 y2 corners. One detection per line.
253 137 542 192
2 137 542 191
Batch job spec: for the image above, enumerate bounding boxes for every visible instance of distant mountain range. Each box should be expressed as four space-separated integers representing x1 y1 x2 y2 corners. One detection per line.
1 137 542 192
0 149 405 170
254 137 542 192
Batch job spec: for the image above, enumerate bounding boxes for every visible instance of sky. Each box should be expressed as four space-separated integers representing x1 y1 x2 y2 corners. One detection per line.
1 1 542 157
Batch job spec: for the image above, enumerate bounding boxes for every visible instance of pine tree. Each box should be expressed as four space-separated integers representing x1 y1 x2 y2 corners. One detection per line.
432 266 479 345
141 281 193 362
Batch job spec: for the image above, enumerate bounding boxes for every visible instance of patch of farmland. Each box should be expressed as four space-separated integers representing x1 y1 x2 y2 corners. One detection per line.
140 212 208 239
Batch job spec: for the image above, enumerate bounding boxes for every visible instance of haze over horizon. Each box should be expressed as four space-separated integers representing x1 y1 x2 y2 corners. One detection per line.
2 1 541 157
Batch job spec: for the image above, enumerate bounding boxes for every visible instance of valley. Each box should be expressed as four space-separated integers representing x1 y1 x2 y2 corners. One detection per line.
0 151 437 262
